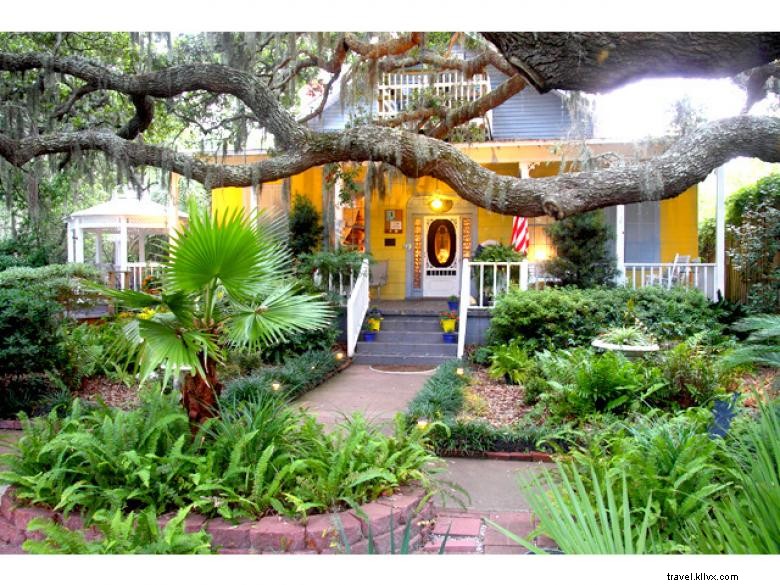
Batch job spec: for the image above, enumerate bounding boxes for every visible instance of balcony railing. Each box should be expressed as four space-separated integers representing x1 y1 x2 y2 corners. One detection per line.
103 262 163 291
376 70 492 123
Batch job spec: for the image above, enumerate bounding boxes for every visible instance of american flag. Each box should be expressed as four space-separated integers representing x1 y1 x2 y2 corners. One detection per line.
511 216 529 254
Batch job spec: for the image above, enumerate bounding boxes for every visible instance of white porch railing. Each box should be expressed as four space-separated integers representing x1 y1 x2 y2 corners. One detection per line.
468 261 531 309
346 259 370 357
104 262 163 291
457 259 530 358
624 262 718 301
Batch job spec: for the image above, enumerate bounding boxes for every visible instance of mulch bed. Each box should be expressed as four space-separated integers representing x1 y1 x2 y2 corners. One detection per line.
463 367 532 427
71 377 140 410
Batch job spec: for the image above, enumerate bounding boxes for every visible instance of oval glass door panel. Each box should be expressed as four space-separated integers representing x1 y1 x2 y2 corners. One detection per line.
427 219 456 268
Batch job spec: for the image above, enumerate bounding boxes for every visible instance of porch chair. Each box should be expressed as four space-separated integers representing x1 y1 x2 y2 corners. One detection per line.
370 260 388 301
647 254 689 288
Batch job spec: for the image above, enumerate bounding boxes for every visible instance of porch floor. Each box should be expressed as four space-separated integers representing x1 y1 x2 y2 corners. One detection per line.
372 298 450 316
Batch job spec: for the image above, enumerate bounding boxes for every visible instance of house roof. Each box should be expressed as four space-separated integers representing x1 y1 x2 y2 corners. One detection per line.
67 191 187 223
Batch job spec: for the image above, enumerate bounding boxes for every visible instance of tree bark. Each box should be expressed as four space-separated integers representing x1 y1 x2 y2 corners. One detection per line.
482 32 780 93
180 357 223 427
1 38 779 220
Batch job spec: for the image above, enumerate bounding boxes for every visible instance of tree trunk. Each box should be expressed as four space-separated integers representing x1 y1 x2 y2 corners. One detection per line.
180 357 223 427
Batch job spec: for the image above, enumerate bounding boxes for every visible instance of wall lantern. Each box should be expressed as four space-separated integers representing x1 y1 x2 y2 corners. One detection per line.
429 195 453 213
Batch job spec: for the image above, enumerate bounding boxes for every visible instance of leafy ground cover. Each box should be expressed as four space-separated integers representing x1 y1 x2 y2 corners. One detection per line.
1 389 443 526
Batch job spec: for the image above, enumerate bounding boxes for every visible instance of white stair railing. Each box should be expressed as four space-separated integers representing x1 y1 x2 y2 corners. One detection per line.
346 259 370 357
458 260 529 358
457 258 471 359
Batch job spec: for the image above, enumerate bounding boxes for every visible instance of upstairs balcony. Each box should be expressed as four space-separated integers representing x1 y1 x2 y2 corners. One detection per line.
375 70 493 139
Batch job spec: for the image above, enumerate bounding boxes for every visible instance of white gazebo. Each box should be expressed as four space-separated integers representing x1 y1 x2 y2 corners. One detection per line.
65 190 187 290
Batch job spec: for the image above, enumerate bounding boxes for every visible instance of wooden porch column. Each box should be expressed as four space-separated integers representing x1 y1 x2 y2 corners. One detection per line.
138 232 146 264
715 166 727 299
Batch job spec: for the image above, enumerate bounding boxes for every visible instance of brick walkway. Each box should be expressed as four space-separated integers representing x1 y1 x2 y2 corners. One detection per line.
420 508 555 555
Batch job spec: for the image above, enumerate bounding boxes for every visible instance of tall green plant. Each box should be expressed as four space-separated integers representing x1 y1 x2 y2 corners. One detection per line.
288 193 323 255
104 204 332 423
497 461 653 554
544 211 618 288
694 401 780 554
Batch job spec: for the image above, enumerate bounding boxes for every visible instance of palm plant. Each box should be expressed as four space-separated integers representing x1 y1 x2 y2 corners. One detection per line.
105 205 332 424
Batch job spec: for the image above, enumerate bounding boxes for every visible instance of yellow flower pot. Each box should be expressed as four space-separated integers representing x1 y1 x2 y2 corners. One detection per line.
367 317 382 332
440 318 457 333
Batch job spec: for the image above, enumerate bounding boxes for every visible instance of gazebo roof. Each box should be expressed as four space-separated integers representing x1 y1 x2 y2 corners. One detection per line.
67 191 188 224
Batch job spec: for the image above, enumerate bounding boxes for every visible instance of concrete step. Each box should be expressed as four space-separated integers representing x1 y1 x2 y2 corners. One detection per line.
352 354 455 366
355 341 458 357
369 330 446 343
379 317 443 332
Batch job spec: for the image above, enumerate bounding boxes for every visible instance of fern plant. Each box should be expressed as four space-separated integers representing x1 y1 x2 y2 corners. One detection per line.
23 505 212 554
487 341 535 385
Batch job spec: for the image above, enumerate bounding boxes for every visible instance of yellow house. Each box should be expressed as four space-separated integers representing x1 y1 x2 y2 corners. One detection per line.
206 67 700 302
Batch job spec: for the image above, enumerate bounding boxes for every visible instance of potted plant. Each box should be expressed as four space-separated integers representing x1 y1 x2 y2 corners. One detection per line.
362 323 377 342
440 310 458 343
366 307 383 332
591 325 659 360
439 310 458 333
447 295 459 311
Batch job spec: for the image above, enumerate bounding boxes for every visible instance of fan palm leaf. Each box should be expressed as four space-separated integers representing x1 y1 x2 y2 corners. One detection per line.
166 205 288 303
226 283 333 351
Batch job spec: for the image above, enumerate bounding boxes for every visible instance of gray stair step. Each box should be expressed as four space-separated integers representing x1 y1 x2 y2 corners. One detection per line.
379 318 444 332
355 341 458 356
370 331 447 343
352 354 455 366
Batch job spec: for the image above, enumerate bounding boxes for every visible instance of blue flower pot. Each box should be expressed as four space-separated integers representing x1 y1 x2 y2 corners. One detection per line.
442 332 457 344
362 331 377 342
447 300 459 311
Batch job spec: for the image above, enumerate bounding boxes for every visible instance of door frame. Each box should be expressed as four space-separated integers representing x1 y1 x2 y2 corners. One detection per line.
405 194 477 299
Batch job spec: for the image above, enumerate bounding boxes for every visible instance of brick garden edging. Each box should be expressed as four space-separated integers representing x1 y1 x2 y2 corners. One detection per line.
438 450 554 462
0 420 22 431
0 485 435 554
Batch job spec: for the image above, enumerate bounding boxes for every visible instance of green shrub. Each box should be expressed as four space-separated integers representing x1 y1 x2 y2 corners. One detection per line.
473 243 524 262
487 286 720 350
288 193 323 256
222 349 340 404
0 263 102 311
0 287 67 417
58 320 140 387
544 211 618 288
657 335 735 407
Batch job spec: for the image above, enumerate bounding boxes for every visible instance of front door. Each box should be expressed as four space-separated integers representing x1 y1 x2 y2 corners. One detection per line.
422 216 460 297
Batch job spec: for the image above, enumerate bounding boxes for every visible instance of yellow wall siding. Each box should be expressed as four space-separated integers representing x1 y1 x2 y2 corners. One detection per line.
474 163 518 246
211 187 246 218
290 167 324 215
660 186 699 262
368 179 411 300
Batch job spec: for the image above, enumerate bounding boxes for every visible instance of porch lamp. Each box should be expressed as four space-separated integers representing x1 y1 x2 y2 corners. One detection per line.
429 196 444 212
